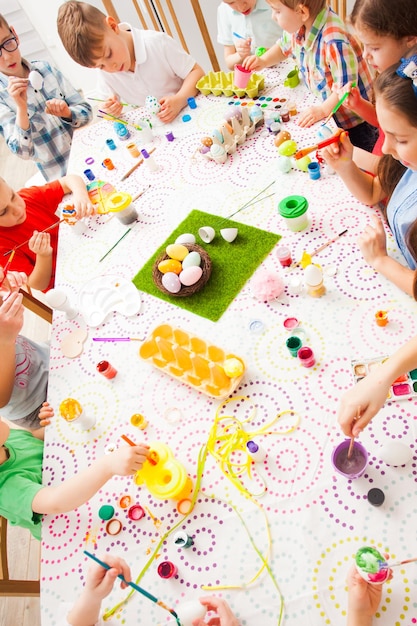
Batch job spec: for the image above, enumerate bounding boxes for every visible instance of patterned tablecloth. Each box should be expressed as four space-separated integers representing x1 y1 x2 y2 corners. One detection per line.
41 62 417 626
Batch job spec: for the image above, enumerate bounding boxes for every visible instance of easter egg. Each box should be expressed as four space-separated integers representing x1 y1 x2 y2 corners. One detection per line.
274 130 291 148
201 136 213 147
378 441 413 466
304 264 323 287
28 70 44 90
158 259 182 275
278 139 297 156
179 266 203 286
277 156 292 173
355 546 390 584
317 124 333 140
212 128 224 143
223 357 244 377
181 251 201 269
145 95 160 113
175 233 196 245
293 155 311 171
176 601 207 626
166 244 189 261
162 272 181 293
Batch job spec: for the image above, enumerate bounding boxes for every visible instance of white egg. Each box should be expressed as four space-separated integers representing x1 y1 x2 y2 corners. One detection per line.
304 264 323 287
378 441 413 466
175 233 196 245
28 70 44 91
182 251 201 269
176 600 207 626
179 266 203 286
161 272 181 293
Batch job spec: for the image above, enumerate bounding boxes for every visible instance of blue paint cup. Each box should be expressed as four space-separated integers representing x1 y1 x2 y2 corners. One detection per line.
308 162 321 180
106 138 117 150
83 168 95 181
187 97 197 109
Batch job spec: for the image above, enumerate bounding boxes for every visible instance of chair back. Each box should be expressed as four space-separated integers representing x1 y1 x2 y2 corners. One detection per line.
0 515 40 597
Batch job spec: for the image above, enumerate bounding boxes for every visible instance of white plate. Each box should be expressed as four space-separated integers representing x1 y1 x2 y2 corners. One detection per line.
78 275 142 326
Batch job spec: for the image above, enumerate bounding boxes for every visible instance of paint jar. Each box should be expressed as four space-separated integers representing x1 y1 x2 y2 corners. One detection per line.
278 195 309 232
187 96 197 109
331 439 368 479
375 310 388 326
173 530 194 548
286 335 302 357
157 561 178 579
59 398 96 430
246 440 267 462
96 360 118 379
141 148 159 172
288 102 297 116
106 138 117 150
297 346 315 368
130 413 148 429
367 488 385 507
102 158 115 170
276 245 292 267
127 142 140 158
113 121 130 140
165 130 175 142
127 504 146 521
98 504 115 521
234 64 252 89
83 168 95 181
106 191 138 225
307 161 321 180
280 108 290 122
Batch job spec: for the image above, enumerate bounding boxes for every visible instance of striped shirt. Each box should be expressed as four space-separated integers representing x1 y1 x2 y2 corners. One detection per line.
0 59 92 181
279 7 374 129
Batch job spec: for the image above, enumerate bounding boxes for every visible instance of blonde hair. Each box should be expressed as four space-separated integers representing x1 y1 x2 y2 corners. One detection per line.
0 14 11 31
277 0 326 15
57 1 109 67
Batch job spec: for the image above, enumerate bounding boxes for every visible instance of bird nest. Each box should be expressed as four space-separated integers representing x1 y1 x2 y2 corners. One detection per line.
152 243 212 297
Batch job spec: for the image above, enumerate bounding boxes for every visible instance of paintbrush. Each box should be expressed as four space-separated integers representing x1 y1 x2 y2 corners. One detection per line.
83 551 180 622
322 81 357 126
3 219 64 256
93 337 143 342
389 556 417 568
99 228 132 262
347 406 361 460
294 134 342 160
120 148 156 181
98 109 142 131
0 249 16 287
288 229 348 269
88 97 137 108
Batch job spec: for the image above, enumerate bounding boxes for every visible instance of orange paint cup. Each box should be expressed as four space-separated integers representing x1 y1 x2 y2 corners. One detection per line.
375 310 388 327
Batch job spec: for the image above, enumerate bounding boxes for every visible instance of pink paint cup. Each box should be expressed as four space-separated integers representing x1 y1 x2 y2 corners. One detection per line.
234 64 252 89
297 346 315 368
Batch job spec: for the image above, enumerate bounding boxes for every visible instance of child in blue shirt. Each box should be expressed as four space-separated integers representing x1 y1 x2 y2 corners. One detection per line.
0 14 92 182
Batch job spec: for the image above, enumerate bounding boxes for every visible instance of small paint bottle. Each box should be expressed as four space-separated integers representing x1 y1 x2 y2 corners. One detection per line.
297 346 315 368
286 335 302 357
246 440 267 462
276 245 292 267
375 310 388 326
106 138 117 150
83 168 95 181
113 121 130 140
281 108 290 122
187 96 197 109
157 561 178 579
141 148 159 171
102 158 115 170
130 413 148 429
307 162 321 180
96 360 118 379
288 102 297 116
127 142 140 158
173 530 194 548
127 504 146 520
165 130 175 142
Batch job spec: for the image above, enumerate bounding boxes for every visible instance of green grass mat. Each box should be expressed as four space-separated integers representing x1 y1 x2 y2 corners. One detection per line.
132 210 281 322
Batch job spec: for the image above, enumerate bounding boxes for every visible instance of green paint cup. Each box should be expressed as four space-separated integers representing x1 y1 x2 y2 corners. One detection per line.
286 335 302 357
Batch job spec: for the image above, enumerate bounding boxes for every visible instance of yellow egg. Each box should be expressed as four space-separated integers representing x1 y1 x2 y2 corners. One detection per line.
158 259 183 274
166 243 189 261
223 357 244 378
278 139 297 157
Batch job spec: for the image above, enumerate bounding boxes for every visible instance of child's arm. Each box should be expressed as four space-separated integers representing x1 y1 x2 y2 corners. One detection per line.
38 401 54 427
320 131 386 205
158 63 205 124
338 335 417 437
341 84 379 127
67 555 131 626
48 66 93 129
27 232 53 291
223 39 252 70
193 597 239 626
346 564 389 626
243 44 285 71
58 174 96 218
0 291 24 409
31 444 149 515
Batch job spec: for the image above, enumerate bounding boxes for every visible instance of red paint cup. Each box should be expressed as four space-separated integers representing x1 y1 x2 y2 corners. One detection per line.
127 504 146 521
297 346 315 368
96 360 118 379
157 561 178 579
276 246 292 267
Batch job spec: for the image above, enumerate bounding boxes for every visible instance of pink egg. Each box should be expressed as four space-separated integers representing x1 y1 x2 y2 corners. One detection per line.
179 266 203 286
162 272 181 293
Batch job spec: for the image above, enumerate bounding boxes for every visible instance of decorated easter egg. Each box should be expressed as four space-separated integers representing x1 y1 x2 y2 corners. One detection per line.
28 70 44 90
158 259 182 275
304 264 323 286
181 251 201 269
175 233 196 245
277 156 292 173
201 136 213 147
212 128 224 143
162 272 181 293
355 546 390 584
378 441 413 466
166 244 189 261
278 139 297 156
274 130 291 148
249 107 263 123
176 601 207 626
179 266 203 286
145 95 160 113
224 357 244 377
317 124 333 140
224 107 242 121
293 155 312 171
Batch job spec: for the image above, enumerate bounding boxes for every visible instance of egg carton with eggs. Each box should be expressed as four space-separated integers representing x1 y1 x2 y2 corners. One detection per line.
196 71 264 98
199 105 264 164
351 355 417 402
139 324 246 399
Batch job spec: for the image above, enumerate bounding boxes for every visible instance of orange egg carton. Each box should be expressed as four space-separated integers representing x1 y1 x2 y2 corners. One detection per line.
139 324 245 399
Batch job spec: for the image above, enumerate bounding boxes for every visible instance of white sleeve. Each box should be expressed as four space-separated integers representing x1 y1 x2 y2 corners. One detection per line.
217 4 234 46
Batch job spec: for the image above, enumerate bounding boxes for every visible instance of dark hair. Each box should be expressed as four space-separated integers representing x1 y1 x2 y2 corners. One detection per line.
57 1 108 67
0 14 10 30
351 0 417 39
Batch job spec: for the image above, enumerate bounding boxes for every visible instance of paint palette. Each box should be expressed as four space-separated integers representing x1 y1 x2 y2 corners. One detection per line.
78 275 142 326
139 324 245 399
196 71 264 98
351 355 417 402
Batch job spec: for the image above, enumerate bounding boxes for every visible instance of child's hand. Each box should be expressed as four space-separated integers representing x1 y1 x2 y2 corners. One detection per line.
358 215 388 269
347 563 391 623
235 37 252 61
45 98 72 119
193 596 239 626
0 269 27 295
38 401 54 427
28 231 53 257
84 554 131 600
0 290 24 342
297 104 326 127
242 54 265 71
72 196 96 218
108 444 150 476
158 95 183 123
101 95 123 118
6 76 29 107
320 130 352 171
338 373 388 437
332 81 362 111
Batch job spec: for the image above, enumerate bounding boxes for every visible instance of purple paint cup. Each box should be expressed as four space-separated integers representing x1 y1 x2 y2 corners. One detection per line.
332 439 368 479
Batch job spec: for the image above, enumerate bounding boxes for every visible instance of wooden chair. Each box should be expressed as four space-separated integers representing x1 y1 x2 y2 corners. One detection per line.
0 516 40 596
20 288 53 324
328 0 347 21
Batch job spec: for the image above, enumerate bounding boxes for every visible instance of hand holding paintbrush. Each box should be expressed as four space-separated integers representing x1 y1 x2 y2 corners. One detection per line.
347 406 361 459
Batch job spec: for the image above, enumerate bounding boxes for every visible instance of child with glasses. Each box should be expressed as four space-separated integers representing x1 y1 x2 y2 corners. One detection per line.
0 14 93 182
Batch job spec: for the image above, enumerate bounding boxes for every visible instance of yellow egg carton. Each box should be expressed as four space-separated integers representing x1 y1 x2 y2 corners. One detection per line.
196 71 264 98
139 324 245 399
